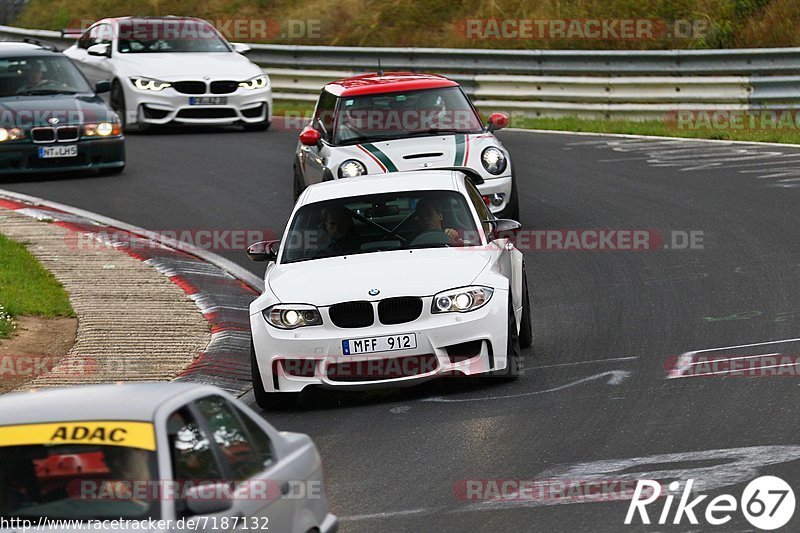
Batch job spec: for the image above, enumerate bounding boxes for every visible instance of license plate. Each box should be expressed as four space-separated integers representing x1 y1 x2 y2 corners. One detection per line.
189 96 227 105
342 333 417 355
38 145 77 159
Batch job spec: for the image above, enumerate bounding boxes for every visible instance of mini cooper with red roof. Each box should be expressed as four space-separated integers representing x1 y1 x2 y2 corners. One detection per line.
293 72 518 219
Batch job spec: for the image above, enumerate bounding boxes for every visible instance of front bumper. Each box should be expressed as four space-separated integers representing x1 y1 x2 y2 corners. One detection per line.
476 175 514 215
126 83 272 126
0 137 125 175
251 291 510 393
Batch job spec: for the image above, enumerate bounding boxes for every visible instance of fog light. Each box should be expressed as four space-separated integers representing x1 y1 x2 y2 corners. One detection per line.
490 193 505 207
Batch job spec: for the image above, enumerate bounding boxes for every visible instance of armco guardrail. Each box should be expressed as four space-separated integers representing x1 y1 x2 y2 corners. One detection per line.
2 24 799 120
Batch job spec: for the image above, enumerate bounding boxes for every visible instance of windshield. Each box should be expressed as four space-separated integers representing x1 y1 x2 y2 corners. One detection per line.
332 87 484 145
0 56 93 97
281 190 482 264
117 20 231 53
0 421 159 521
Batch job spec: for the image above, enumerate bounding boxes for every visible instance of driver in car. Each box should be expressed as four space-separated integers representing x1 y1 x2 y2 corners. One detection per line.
16 61 47 94
413 199 463 246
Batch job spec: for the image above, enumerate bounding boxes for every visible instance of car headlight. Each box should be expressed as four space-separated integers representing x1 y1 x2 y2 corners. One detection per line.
263 305 323 329
83 122 120 137
338 159 367 178
481 147 507 175
130 77 172 91
432 286 494 314
239 75 268 90
0 128 24 142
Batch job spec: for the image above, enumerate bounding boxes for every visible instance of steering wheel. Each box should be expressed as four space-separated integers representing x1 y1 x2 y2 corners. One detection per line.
409 230 452 247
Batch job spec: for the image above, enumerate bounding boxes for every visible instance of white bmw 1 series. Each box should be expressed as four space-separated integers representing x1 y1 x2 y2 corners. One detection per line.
63 16 272 131
248 170 533 409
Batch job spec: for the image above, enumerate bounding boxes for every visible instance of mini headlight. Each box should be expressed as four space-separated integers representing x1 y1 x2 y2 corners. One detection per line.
263 305 322 329
131 77 172 91
432 286 494 314
0 127 24 142
239 75 268 90
481 147 507 175
338 159 367 178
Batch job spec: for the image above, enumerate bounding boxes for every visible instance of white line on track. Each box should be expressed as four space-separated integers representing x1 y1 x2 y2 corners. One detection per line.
421 370 631 403
526 356 637 370
667 338 800 379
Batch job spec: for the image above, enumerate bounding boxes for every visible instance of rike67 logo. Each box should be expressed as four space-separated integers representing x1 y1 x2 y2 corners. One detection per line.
625 476 795 530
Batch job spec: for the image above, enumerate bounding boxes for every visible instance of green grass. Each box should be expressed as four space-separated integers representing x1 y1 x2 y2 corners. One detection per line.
0 233 74 339
13 0 800 49
508 115 800 144
271 99 800 144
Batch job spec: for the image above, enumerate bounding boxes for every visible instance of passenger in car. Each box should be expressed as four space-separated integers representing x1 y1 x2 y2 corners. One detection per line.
320 206 363 254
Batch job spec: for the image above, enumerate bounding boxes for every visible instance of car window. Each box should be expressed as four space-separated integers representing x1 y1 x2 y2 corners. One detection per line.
281 190 481 264
194 396 270 481
117 19 231 53
314 90 337 142
78 24 112 49
166 408 223 483
464 177 493 236
0 56 93 97
0 422 160 520
332 86 483 145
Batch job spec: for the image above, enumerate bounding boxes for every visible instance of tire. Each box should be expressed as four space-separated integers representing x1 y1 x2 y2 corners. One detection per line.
111 81 147 132
484 296 521 382
251 339 300 410
293 159 306 201
519 264 533 349
503 179 520 220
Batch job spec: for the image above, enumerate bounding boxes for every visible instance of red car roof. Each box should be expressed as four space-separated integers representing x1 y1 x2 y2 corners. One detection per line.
325 72 460 97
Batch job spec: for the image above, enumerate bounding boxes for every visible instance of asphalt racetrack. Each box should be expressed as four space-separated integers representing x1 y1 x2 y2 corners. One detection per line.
5 127 800 531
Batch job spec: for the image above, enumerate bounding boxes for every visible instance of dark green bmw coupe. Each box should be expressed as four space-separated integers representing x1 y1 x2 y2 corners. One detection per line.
0 41 125 175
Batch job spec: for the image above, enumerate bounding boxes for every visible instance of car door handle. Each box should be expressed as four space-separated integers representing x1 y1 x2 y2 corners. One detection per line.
280 481 290 496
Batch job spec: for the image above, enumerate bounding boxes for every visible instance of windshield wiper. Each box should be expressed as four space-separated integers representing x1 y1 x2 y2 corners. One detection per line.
337 134 397 146
18 89 78 96
400 128 471 139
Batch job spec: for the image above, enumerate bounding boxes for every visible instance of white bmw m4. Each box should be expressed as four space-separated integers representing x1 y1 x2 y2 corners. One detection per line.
247 170 532 409
64 16 272 131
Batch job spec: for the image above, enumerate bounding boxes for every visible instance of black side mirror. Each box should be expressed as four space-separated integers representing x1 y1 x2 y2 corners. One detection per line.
87 43 111 57
247 240 279 262
95 80 111 94
484 218 521 240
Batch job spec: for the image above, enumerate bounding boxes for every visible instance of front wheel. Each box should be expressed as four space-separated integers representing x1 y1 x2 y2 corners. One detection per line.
484 296 521 382
251 339 300 410
293 160 306 201
519 265 533 349
111 81 147 132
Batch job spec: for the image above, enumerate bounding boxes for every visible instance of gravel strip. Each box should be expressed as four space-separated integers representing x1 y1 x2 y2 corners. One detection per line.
0 208 211 388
